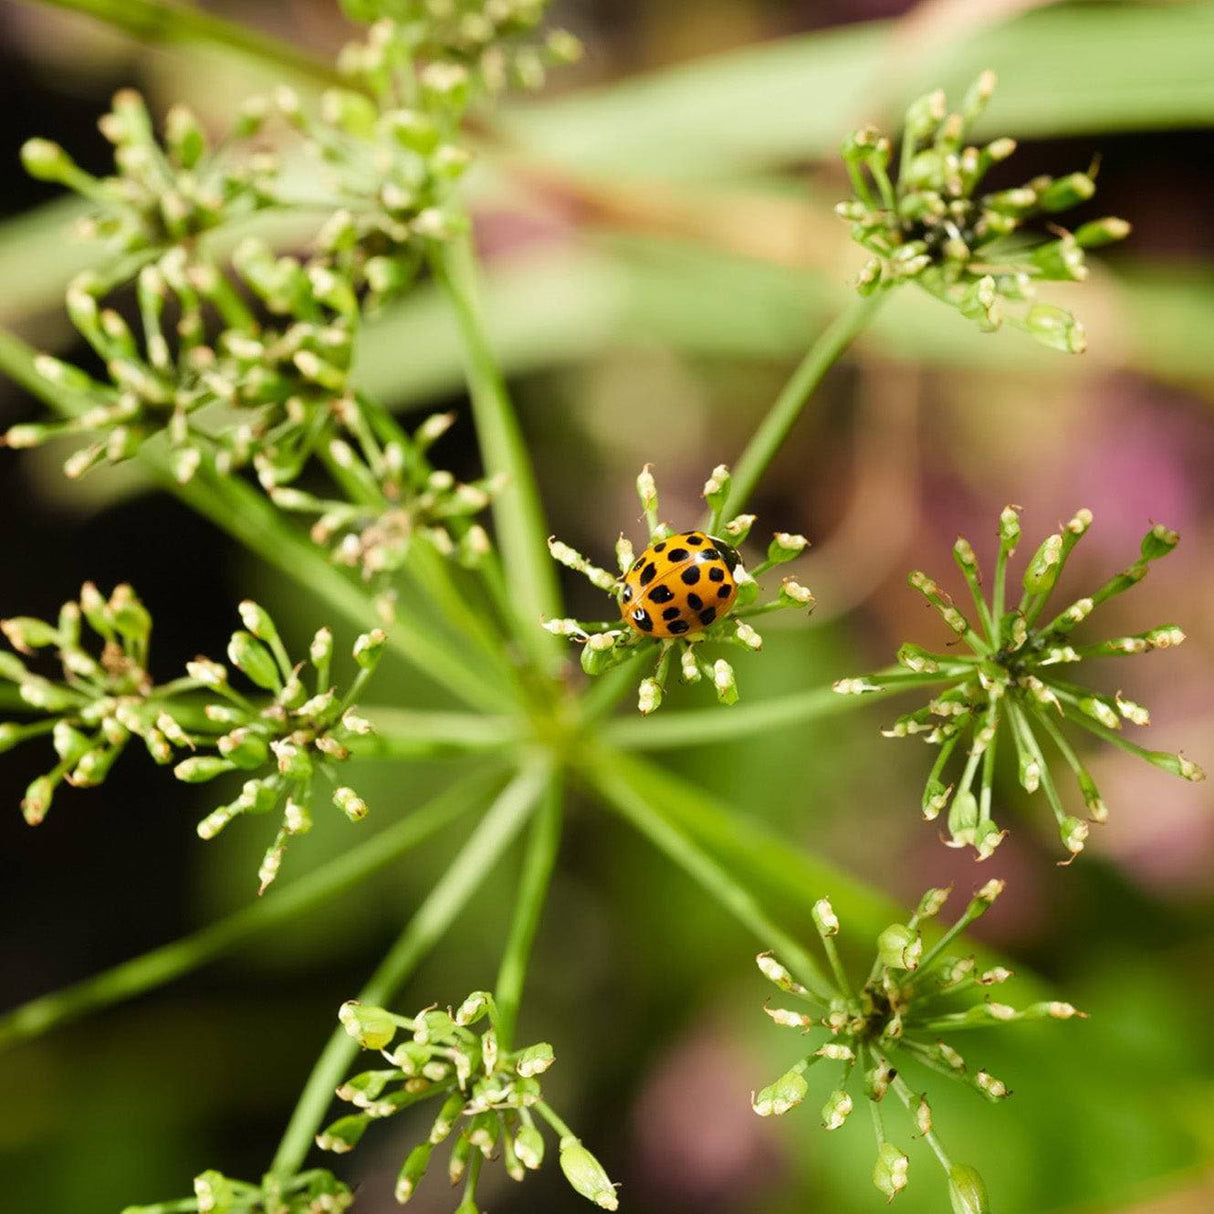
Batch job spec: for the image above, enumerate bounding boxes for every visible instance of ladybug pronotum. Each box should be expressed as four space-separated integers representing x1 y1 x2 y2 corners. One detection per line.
621 530 742 638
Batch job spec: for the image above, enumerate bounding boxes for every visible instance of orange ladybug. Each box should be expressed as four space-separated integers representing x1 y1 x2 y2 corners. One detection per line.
620 531 742 638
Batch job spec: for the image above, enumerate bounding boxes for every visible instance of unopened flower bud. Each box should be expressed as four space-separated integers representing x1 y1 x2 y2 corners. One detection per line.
822 1089 853 1130
752 1068 808 1117
353 628 387 670
872 1141 909 1201
333 786 368 822
948 1164 991 1214
558 1136 618 1210
877 923 923 970
338 1001 396 1049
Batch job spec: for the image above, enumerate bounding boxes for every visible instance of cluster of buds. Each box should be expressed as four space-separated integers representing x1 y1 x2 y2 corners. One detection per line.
337 1 583 100
21 89 275 255
834 508 1203 859
754 883 1082 1208
3 238 356 485
0 583 192 826
121 1167 353 1214
268 407 499 593
174 603 385 893
837 71 1129 352
276 78 470 306
545 464 816 714
323 991 617 1211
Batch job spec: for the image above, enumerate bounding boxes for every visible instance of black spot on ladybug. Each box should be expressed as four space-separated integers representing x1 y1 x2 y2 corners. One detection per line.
640 563 657 586
698 607 717 626
717 584 732 599
632 608 654 632
686 534 704 545
687 592 703 611
708 566 725 583
700 549 719 562
668 620 690 634
622 585 633 603
653 541 666 552
632 558 644 571
649 584 675 604
667 547 689 563
680 567 701 586
662 606 681 621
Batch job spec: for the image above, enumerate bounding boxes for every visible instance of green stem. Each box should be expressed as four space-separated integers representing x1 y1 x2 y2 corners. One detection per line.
718 293 883 521
588 749 835 1002
267 758 551 1181
494 776 563 1050
430 231 562 673
0 768 502 1050
27 0 345 87
602 683 899 749
346 705 520 756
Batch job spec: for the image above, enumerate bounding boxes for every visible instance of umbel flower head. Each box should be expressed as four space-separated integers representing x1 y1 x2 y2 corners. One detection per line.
336 0 583 98
834 507 1203 860
754 882 1083 1208
0 582 165 826
837 71 1129 352
0 587 385 892
173 602 386 893
323 990 618 1211
22 88 275 255
121 1167 353 1214
545 464 816 714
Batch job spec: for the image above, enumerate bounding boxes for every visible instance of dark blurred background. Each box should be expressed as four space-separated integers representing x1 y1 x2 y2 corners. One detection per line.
1 2 1213 1212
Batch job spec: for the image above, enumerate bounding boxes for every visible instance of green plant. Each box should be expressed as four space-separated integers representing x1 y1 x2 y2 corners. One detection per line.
0 3 1203 1212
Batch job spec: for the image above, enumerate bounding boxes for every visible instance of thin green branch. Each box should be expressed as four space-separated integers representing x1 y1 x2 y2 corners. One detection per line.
347 705 521 756
587 749 835 1002
0 767 503 1051
718 292 883 522
268 756 552 1182
602 683 899 749
430 231 563 674
25 0 346 87
493 776 563 1050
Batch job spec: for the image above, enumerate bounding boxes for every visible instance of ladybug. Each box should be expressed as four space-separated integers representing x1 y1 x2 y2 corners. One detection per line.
621 530 743 638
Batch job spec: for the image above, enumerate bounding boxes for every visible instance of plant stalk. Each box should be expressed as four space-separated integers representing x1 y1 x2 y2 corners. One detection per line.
267 758 551 1181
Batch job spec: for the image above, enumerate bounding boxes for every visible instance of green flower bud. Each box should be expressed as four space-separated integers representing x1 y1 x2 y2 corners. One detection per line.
217 728 270 769
333 786 369 822
338 1001 397 1050
711 659 738 706
702 463 730 514
515 1123 545 1170
873 1141 909 1201
52 721 92 767
237 600 281 645
637 677 662 716
1073 216 1130 248
1141 522 1179 561
353 628 387 670
812 897 840 936
1025 303 1086 354
193 1169 234 1214
515 1042 555 1077
1039 171 1096 212
752 1068 808 1116
1 616 59 652
174 755 238 783
22 773 56 825
877 923 922 970
315 1113 369 1153
559 1135 618 1210
165 104 206 169
865 1060 894 1101
227 630 280 690
916 886 951 919
1060 815 1090 856
822 1089 853 1130
1022 531 1063 594
948 1164 991 1214
395 1142 433 1203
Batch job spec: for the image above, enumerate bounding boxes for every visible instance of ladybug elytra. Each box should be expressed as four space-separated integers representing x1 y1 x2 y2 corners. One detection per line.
621 530 742 638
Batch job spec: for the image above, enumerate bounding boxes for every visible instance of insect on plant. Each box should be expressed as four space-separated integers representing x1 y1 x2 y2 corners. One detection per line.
0 2 1206 1213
